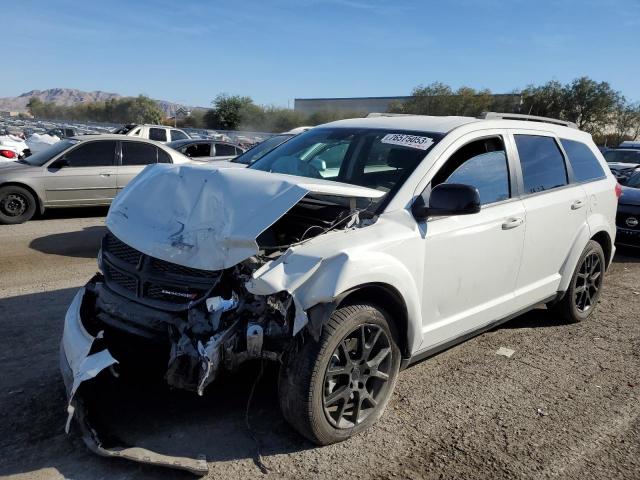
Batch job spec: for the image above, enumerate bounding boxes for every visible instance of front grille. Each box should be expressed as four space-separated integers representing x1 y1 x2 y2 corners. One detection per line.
149 257 218 278
105 233 142 265
616 212 639 229
104 264 137 293
101 231 221 310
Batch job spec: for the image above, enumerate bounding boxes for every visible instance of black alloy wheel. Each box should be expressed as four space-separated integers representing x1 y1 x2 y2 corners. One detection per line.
323 323 392 428
574 251 603 313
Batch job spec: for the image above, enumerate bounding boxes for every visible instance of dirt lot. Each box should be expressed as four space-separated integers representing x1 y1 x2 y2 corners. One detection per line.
0 210 639 480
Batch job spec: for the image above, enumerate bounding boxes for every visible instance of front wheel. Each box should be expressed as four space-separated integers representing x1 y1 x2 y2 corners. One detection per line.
550 240 606 323
278 303 401 445
0 185 36 224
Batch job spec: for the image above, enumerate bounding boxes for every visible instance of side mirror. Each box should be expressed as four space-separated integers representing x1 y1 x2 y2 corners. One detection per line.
411 183 481 221
50 158 70 169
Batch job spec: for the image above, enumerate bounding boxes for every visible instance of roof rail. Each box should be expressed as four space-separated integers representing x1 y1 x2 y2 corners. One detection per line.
479 112 578 129
366 112 416 118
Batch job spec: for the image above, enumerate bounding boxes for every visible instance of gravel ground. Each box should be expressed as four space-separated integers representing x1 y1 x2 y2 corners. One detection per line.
0 211 638 480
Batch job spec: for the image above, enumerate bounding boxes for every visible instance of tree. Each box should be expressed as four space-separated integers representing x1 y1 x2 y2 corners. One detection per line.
391 82 455 115
27 98 44 117
520 80 565 119
613 100 640 145
204 94 254 130
127 95 163 124
562 77 621 132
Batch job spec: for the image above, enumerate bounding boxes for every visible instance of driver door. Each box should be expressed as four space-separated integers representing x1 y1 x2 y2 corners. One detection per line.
43 140 117 206
419 132 526 350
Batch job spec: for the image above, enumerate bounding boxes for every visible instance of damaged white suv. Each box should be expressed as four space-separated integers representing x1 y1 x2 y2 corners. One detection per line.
60 112 617 472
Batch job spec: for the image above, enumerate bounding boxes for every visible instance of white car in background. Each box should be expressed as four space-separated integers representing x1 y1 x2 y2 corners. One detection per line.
60 112 617 473
0 135 29 158
113 124 191 143
0 144 20 161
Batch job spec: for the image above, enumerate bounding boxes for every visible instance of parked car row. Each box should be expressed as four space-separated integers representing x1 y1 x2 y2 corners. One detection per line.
0 136 191 224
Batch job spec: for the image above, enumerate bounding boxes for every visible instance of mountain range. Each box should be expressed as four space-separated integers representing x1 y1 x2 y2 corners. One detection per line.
0 88 202 117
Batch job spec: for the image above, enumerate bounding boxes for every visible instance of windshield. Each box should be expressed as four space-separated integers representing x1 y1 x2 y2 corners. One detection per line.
232 134 293 165
604 149 640 164
626 171 640 188
249 128 442 200
22 139 77 166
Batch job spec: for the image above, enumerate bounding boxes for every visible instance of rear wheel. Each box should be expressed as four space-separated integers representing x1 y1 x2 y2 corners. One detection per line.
278 303 401 445
0 185 36 224
550 240 605 322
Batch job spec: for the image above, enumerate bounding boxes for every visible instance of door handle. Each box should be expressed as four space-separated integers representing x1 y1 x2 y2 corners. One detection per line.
571 199 585 210
99 172 112 177
502 217 524 230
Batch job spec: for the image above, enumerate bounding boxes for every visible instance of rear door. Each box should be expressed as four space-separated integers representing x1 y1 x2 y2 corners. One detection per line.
43 140 117 205
510 131 589 307
116 141 160 191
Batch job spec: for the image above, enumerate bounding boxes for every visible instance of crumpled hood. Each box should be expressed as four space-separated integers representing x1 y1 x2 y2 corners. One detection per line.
106 163 383 271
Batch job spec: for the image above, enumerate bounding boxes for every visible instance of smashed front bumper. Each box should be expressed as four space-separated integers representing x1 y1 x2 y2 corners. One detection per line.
60 287 209 476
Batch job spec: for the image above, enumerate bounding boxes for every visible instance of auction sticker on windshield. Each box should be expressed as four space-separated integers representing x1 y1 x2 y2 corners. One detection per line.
381 134 434 150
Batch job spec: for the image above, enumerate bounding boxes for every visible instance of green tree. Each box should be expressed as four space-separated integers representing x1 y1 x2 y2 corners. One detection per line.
127 95 163 124
26 98 45 117
562 77 621 132
204 94 254 130
613 100 640 145
520 80 565 119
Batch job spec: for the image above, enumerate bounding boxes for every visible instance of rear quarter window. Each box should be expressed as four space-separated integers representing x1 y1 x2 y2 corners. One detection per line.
560 139 605 182
515 135 568 194
149 128 167 142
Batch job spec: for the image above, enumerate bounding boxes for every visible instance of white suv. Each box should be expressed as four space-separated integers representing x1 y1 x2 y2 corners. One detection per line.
113 123 190 143
60 113 618 473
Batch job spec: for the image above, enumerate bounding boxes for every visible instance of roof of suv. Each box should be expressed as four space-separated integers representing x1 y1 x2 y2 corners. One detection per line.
321 113 588 139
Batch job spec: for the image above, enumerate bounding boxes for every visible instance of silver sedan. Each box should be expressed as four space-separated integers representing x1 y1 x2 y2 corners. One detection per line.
0 135 191 224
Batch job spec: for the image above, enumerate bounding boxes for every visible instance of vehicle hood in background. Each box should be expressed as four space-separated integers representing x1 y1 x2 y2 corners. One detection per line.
607 162 639 171
620 186 640 206
106 164 383 271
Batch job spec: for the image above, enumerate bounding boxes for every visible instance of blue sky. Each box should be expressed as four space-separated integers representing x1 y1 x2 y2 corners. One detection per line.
4 0 640 107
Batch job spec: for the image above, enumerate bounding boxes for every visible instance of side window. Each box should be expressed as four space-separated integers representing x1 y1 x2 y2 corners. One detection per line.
149 128 167 142
170 130 189 141
131 128 141 136
560 139 605 183
64 141 116 167
158 148 172 163
121 142 158 165
184 143 211 157
433 137 510 205
235 146 244 155
515 135 567 194
215 143 236 156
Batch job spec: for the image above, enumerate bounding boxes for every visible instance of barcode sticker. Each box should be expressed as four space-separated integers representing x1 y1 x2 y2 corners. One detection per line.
381 134 434 150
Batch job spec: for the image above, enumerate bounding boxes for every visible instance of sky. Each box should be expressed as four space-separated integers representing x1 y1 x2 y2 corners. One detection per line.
3 0 640 108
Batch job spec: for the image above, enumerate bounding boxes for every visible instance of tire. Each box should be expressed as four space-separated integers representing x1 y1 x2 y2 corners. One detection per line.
278 303 401 445
550 240 606 323
0 185 36 224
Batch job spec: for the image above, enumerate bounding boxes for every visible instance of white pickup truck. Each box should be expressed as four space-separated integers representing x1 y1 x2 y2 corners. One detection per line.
113 124 191 143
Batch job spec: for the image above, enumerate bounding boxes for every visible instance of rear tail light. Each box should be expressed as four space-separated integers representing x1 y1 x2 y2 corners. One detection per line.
615 183 623 199
0 149 16 159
